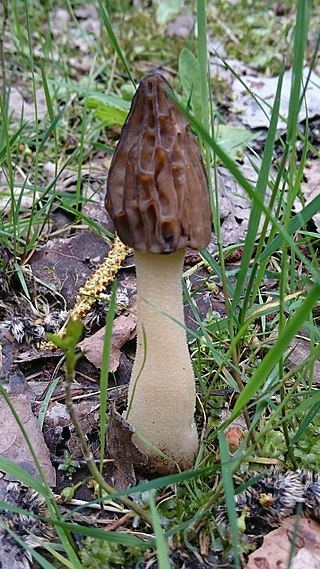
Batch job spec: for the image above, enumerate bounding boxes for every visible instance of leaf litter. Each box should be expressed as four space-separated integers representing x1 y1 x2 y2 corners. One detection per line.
1 1 320 567
245 516 320 569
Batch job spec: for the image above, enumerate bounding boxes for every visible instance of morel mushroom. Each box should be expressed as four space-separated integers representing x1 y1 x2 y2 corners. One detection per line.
106 73 211 473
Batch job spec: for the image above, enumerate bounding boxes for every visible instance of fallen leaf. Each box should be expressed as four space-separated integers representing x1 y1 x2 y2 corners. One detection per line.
106 404 148 489
73 5 100 38
42 158 114 227
166 14 194 38
49 7 70 38
79 313 137 371
8 87 48 122
245 516 320 569
44 400 100 460
0 395 56 485
225 427 245 454
232 68 320 131
0 169 40 214
299 160 320 232
286 336 320 384
215 156 274 249
67 401 100 459
30 230 111 308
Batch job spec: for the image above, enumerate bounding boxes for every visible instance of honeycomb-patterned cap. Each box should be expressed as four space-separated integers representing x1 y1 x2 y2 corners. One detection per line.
106 73 211 253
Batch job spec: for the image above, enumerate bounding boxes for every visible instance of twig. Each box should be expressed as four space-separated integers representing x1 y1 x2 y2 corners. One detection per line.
64 363 152 526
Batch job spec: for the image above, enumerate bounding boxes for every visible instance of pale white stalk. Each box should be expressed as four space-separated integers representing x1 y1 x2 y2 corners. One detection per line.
125 250 198 471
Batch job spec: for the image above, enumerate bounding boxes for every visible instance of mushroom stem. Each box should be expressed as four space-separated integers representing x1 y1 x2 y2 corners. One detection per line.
125 249 198 472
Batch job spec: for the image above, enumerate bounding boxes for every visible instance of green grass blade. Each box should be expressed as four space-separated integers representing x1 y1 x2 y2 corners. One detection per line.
286 0 310 150
196 0 209 131
99 279 117 475
260 194 320 262
291 400 320 445
38 376 61 431
0 457 51 495
52 519 145 547
232 65 285 313
232 283 320 418
218 431 241 569
149 493 171 569
97 0 135 86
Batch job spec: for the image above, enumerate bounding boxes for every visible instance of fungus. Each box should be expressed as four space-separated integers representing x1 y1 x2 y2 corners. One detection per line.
106 73 211 473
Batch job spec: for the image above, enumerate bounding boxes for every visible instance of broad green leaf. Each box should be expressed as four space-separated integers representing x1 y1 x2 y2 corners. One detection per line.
179 48 202 123
92 105 129 127
88 93 130 127
88 92 131 111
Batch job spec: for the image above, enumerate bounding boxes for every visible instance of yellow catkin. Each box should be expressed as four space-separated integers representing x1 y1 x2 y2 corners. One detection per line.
42 235 129 348
69 235 129 321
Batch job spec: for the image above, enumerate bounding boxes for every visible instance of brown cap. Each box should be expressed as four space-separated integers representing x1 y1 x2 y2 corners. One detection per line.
106 73 211 254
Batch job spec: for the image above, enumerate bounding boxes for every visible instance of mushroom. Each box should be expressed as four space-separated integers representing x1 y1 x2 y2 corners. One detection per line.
106 73 211 473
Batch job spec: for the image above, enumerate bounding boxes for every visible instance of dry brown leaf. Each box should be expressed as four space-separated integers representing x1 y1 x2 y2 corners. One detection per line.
106 404 148 489
225 426 245 453
215 157 273 250
79 313 137 371
67 401 100 459
287 336 320 384
232 68 320 130
245 516 320 569
0 395 56 485
44 400 100 460
30 230 111 307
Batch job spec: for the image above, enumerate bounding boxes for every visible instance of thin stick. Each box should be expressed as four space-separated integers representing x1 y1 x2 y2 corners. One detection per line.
64 364 152 526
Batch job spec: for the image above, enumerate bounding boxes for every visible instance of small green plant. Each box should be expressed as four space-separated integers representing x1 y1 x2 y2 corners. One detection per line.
79 537 141 569
58 451 81 479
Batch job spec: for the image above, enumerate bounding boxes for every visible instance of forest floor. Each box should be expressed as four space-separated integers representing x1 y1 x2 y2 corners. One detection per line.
1 1 320 568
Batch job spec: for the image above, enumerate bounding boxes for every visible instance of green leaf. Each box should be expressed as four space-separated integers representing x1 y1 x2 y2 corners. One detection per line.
156 0 183 24
88 93 130 127
179 48 202 123
48 318 83 351
88 93 131 111
92 105 129 127
216 125 254 160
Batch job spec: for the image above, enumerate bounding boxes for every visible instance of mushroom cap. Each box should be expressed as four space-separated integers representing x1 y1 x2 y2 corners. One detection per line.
106 73 212 254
